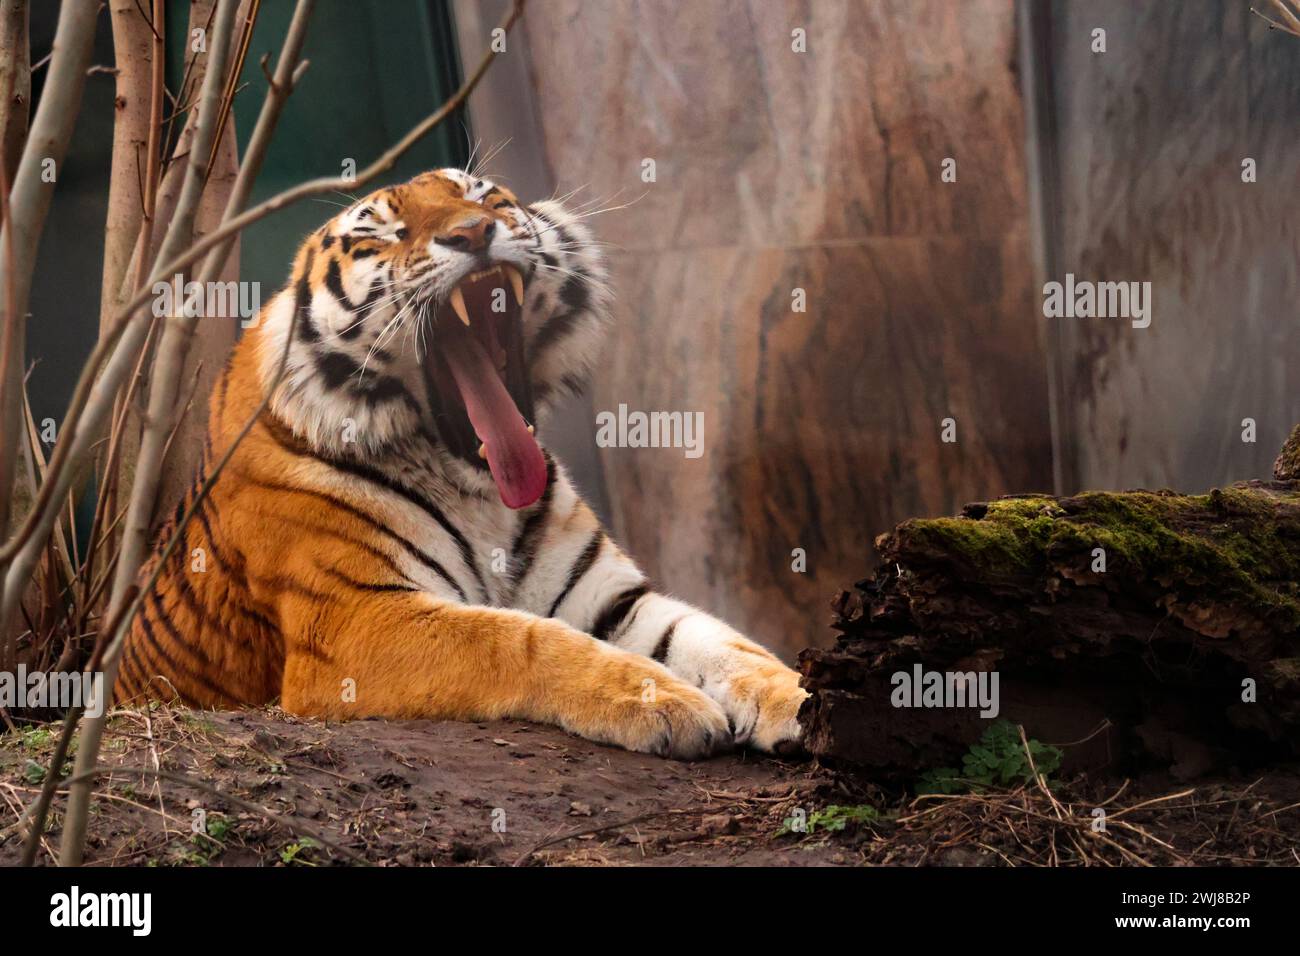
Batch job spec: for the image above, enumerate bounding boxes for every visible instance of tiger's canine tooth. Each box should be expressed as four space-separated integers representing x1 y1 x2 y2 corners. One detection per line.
449 285 470 326
477 442 488 459
504 265 525 306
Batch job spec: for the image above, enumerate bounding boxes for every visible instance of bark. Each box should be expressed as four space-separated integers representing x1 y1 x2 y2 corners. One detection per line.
105 0 215 489
99 0 155 337
0 0 28 547
111 0 228 306
0 0 28 183
798 441 1300 780
154 113 240 518
75 0 163 596
109 0 256 601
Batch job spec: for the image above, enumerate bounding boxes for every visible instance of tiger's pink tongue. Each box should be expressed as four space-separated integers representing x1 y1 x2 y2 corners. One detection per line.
441 326 546 509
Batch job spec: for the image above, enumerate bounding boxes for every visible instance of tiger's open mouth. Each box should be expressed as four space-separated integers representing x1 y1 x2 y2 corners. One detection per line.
425 263 546 509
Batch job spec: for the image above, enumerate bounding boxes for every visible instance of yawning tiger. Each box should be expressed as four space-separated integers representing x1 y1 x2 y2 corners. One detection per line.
116 168 808 758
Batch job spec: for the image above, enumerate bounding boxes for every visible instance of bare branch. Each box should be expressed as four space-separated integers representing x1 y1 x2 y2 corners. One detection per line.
0 0 96 661
59 0 244 867
154 0 315 515
1252 1 1300 37
109 0 279 618
98 0 156 335
201 0 315 281
17 0 526 866
203 0 261 187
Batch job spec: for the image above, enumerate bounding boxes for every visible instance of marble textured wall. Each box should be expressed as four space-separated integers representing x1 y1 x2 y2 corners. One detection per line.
1037 0 1300 493
520 0 1054 658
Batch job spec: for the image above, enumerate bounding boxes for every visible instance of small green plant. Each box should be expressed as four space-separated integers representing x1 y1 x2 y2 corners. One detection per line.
176 845 212 866
279 837 320 866
20 726 52 751
917 720 1062 795
180 813 234 865
778 803 880 836
808 804 879 832
20 747 71 786
206 815 232 841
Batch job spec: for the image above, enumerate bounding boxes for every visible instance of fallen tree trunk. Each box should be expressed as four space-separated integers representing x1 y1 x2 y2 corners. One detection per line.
798 427 1300 780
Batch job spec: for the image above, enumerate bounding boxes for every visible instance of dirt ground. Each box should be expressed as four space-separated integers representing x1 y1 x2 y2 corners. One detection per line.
1 706 1298 866
0 707 850 866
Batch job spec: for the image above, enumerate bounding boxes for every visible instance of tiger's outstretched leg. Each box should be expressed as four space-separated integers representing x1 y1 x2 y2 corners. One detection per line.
510 475 809 753
604 593 808 753
279 589 732 760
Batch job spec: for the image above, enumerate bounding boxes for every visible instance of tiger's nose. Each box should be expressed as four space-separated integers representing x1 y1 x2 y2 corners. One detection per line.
436 216 495 252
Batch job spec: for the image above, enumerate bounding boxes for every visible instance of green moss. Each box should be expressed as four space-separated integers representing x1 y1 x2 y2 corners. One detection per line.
983 496 1062 520
903 496 1060 572
895 486 1300 630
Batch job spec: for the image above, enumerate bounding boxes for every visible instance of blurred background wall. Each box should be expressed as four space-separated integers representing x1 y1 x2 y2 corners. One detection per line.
459 0 1055 658
1025 0 1300 493
458 0 1300 661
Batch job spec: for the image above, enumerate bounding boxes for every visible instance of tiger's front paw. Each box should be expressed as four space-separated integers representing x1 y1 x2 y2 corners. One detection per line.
583 655 733 761
642 681 734 761
708 642 809 755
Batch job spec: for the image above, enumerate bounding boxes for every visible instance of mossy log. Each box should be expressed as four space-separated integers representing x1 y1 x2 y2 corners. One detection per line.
798 471 1300 779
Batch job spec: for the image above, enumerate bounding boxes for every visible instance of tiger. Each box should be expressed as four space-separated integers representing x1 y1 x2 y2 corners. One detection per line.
115 167 809 759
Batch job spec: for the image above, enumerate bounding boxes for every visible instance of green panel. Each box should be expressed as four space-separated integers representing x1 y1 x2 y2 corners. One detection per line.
229 0 468 291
